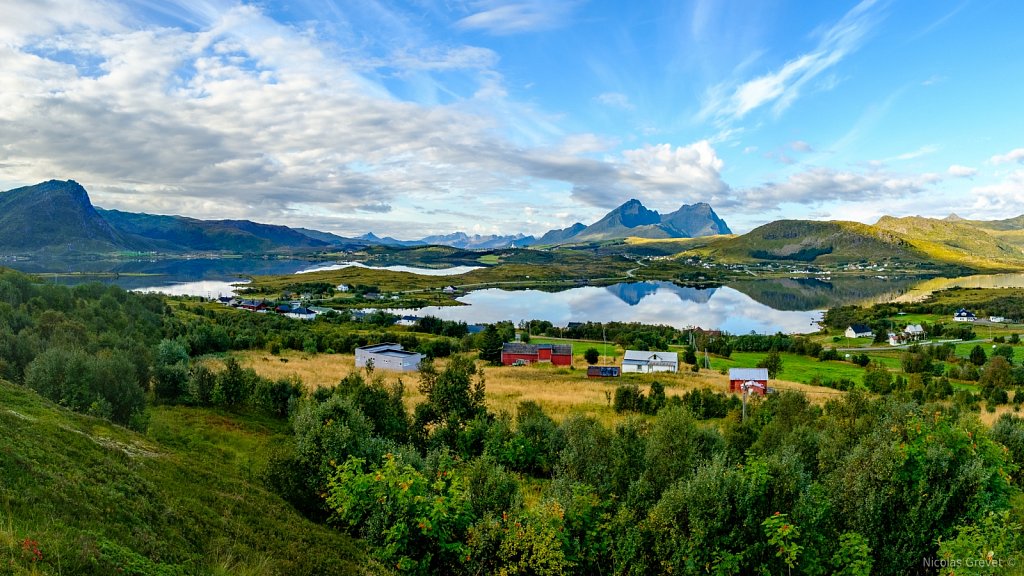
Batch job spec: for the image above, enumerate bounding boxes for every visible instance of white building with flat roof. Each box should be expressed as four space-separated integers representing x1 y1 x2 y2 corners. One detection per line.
355 343 424 372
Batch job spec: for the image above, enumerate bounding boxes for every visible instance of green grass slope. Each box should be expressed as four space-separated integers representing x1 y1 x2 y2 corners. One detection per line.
0 381 374 576
874 215 1024 269
702 219 924 264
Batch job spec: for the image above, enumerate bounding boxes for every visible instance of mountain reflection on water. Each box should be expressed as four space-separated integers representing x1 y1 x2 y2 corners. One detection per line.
395 282 821 334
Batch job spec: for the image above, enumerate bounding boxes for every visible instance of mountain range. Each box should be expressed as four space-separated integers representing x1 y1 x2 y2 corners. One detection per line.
0 181 732 254
3 180 1024 272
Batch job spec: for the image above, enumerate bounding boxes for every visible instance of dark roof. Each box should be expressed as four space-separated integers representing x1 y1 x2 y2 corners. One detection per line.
502 342 536 355
502 342 572 355
848 323 872 333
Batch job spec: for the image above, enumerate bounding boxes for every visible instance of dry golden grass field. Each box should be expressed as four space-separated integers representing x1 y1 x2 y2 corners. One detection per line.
231 350 848 426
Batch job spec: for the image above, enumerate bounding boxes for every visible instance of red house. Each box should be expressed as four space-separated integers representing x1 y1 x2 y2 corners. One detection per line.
501 343 572 366
728 368 770 396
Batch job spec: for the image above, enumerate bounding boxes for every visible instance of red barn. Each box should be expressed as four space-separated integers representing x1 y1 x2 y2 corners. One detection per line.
728 368 770 396
501 343 572 366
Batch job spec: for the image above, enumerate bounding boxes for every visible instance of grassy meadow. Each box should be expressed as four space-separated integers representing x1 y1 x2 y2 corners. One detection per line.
235 349 852 428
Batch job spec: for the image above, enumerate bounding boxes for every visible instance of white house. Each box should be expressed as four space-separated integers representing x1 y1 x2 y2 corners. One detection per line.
355 343 424 372
621 350 678 373
904 324 925 339
954 308 977 322
396 315 420 327
442 285 457 294
845 324 873 338
990 316 1006 323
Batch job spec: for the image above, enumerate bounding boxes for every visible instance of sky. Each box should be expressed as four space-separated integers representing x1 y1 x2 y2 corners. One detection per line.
2 0 1023 239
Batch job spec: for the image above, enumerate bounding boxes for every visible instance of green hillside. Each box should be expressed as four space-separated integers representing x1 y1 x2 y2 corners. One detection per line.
702 219 923 264
0 180 134 254
875 215 1024 269
0 380 373 575
97 209 330 253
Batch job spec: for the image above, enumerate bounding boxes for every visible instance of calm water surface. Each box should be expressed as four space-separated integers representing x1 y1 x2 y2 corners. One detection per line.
391 282 823 334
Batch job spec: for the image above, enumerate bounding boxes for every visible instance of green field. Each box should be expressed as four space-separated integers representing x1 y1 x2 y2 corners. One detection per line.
708 351 876 386
529 337 621 358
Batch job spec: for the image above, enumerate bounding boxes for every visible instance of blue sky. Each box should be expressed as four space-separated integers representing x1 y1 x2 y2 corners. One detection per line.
1 0 1023 238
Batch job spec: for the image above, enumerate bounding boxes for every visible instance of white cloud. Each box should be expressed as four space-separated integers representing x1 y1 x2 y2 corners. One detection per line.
699 0 882 122
736 166 930 210
890 144 939 162
971 170 1024 216
990 148 1024 165
559 133 615 155
790 140 813 153
947 164 977 178
594 91 634 110
454 1 581 35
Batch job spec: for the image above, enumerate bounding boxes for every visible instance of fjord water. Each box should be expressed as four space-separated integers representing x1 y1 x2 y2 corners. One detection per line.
14 256 1024 333
392 282 824 334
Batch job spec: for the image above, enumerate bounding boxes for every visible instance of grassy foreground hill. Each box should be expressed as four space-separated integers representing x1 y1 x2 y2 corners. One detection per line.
692 217 1024 271
874 215 1024 269
700 219 921 264
0 380 374 576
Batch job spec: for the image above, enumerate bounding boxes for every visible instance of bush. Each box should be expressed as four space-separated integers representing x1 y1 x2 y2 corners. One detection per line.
614 384 646 413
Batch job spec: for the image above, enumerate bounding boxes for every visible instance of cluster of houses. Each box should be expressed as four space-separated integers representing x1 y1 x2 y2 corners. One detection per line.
951 308 1009 323
219 297 324 320
352 339 773 398
887 324 925 346
846 322 927 346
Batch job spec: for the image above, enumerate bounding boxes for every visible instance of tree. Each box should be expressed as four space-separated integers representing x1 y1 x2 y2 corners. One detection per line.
863 362 893 394
584 347 600 365
326 453 474 575
758 349 783 379
414 355 487 448
478 325 504 365
993 345 1014 364
969 344 988 366
979 356 1013 398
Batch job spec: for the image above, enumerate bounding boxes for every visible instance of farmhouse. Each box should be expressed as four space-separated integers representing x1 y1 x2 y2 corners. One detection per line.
904 324 925 338
621 350 678 373
285 307 316 321
355 343 424 372
442 285 457 294
500 343 572 366
954 308 977 322
396 315 420 327
990 316 1007 323
845 324 873 338
728 368 770 396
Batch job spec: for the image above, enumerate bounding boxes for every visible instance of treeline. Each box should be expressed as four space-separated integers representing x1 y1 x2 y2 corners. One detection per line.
261 356 1024 575
167 301 468 359
0 270 167 428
